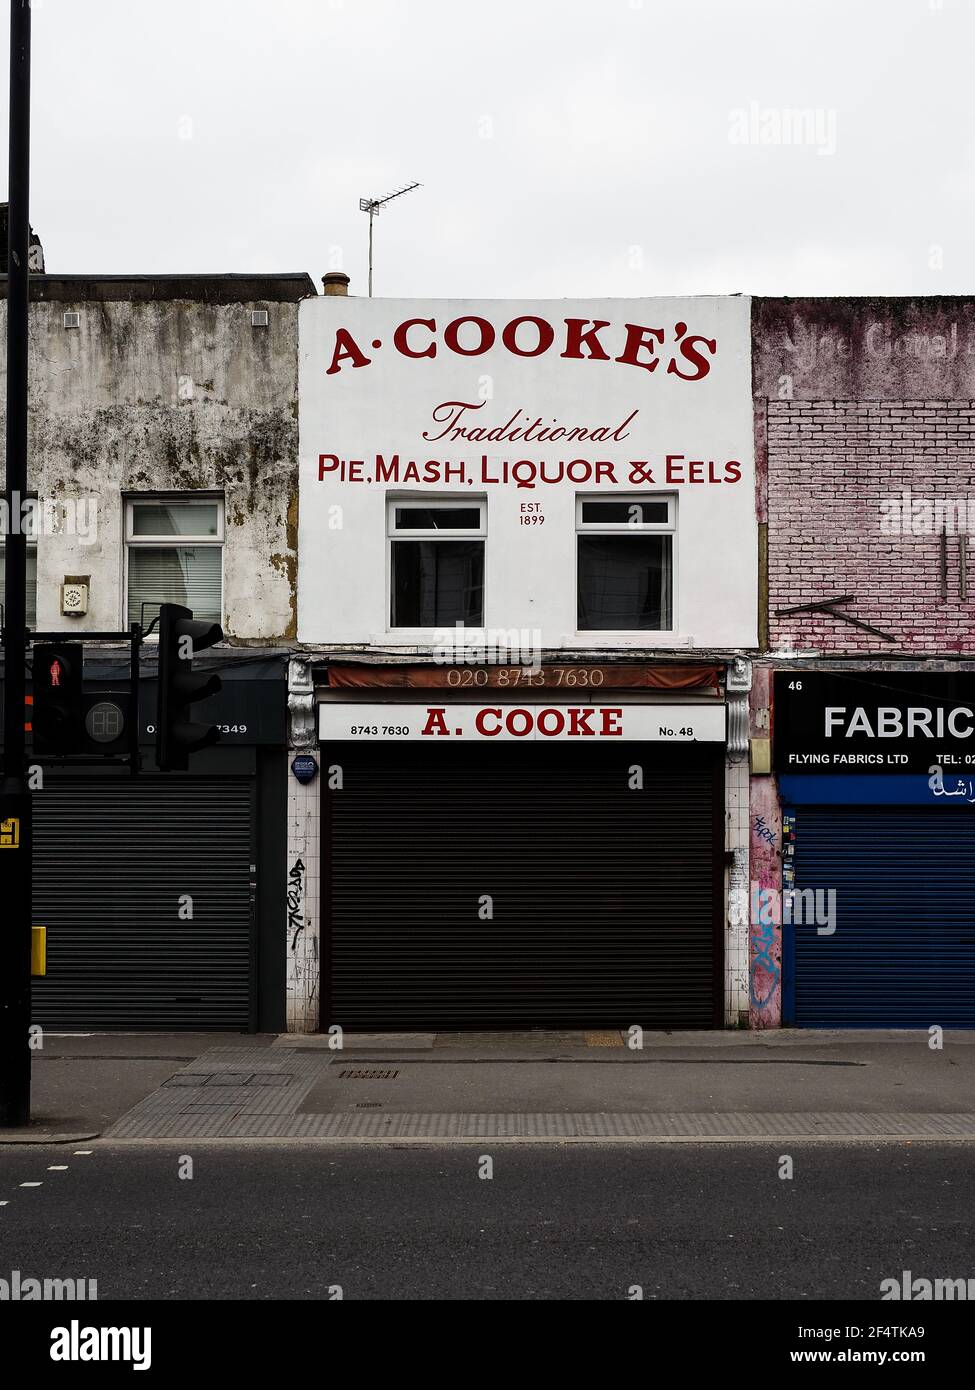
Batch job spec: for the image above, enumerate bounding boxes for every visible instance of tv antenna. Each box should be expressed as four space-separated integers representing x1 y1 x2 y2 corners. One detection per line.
359 181 421 296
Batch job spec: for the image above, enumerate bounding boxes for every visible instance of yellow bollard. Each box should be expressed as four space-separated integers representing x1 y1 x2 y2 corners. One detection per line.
31 925 46 977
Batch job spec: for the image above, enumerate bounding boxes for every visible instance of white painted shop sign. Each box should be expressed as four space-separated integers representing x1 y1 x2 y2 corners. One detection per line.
318 703 726 743
298 297 757 648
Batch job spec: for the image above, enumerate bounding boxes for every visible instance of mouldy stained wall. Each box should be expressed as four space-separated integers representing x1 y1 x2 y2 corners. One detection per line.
0 294 302 641
753 297 975 654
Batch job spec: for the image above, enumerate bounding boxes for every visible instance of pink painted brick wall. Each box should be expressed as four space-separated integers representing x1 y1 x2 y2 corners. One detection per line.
767 399 975 652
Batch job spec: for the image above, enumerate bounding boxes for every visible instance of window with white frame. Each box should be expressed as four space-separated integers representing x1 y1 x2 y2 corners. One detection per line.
125 497 224 628
388 498 485 628
576 495 675 631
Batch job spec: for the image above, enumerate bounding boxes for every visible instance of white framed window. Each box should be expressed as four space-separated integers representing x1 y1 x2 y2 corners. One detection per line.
387 497 485 628
576 495 675 631
125 496 224 629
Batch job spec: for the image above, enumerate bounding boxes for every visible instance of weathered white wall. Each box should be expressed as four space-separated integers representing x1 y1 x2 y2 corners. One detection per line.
0 291 303 641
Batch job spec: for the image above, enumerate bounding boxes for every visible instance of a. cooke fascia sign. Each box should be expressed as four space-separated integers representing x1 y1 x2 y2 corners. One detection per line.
297 297 758 648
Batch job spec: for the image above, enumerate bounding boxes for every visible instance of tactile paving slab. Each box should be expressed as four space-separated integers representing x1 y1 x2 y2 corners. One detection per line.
103 1047 975 1142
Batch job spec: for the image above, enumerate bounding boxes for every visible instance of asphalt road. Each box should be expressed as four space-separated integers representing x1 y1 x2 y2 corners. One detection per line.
0 1141 972 1301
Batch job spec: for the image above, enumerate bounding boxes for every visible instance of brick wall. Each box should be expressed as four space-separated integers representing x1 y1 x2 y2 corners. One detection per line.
767 399 975 652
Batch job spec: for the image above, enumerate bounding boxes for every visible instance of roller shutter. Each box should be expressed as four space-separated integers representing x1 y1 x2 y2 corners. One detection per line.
325 741 722 1029
789 807 975 1027
31 776 255 1030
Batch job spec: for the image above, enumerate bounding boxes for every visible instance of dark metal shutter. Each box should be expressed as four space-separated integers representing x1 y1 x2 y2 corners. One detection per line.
31 776 255 1030
325 742 721 1030
790 807 975 1027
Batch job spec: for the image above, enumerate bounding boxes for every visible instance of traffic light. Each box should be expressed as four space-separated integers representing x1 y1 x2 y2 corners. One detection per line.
156 603 223 772
32 643 85 755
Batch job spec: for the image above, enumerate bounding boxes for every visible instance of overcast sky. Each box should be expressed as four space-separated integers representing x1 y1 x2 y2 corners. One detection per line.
5 0 973 297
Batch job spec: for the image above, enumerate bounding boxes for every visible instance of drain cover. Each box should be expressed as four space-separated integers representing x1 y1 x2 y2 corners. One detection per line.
339 1069 399 1080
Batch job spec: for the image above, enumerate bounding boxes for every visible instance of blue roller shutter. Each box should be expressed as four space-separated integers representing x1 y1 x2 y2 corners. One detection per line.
789 806 975 1028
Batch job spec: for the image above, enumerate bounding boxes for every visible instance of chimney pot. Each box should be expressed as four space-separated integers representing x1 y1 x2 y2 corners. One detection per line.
322 272 350 297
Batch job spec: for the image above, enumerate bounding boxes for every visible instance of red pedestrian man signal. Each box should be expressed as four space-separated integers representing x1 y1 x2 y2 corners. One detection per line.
32 644 84 755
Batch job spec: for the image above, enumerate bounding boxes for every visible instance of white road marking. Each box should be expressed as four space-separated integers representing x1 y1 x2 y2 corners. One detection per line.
47 1165 68 1171
73 1150 93 1155
19 1182 42 1188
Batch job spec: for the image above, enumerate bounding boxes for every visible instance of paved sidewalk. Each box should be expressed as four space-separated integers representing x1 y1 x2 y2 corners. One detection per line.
0 1032 269 1143
4 1028 974 1144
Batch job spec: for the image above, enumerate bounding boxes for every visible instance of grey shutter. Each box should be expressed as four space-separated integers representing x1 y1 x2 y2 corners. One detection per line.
31 775 255 1030
325 742 722 1030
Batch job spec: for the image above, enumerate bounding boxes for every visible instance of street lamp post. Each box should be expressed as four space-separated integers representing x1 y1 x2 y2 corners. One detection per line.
0 0 33 1128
